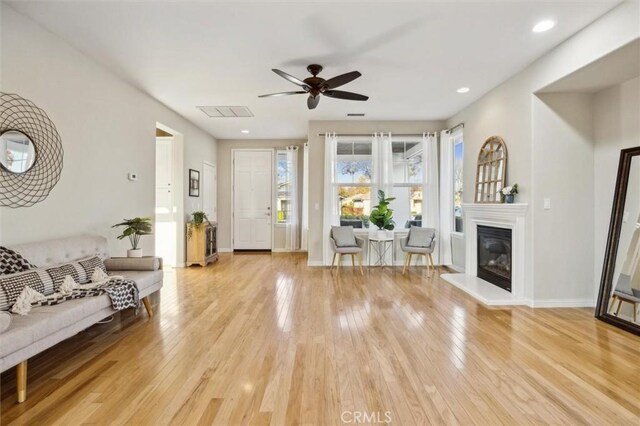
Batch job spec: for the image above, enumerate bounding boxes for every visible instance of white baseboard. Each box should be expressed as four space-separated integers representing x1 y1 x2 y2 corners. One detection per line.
530 299 595 308
218 248 233 253
445 264 465 273
307 260 325 267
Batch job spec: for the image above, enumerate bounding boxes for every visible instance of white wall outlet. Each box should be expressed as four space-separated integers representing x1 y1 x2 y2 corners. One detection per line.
315 202 320 211
543 198 551 210
128 172 138 181
623 210 629 223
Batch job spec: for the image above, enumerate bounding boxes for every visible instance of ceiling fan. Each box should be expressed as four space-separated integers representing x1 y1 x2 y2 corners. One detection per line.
259 64 368 110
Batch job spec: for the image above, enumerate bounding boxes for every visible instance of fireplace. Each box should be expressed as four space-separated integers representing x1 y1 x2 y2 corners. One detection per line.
477 225 512 292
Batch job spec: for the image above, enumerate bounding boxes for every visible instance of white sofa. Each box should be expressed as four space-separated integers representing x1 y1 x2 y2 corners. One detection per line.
0 235 163 403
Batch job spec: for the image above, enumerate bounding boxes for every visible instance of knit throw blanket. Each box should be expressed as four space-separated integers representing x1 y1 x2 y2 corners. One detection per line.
32 278 140 311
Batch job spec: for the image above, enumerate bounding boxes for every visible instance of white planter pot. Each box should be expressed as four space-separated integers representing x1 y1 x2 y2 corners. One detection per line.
127 248 143 258
377 230 387 239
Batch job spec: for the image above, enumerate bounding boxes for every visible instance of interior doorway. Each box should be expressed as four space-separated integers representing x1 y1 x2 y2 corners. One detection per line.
155 124 185 266
203 161 217 221
232 149 273 250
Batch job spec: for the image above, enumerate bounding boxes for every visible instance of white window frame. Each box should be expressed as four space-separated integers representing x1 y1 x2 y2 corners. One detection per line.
451 130 464 236
333 139 374 230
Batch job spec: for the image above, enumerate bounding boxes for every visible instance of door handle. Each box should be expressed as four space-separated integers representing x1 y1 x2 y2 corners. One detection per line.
265 213 271 216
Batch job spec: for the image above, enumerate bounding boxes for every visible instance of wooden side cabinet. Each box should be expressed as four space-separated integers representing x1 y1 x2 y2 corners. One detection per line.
186 221 218 267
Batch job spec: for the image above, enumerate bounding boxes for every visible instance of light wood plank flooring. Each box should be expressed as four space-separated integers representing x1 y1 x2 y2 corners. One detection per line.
1 253 639 425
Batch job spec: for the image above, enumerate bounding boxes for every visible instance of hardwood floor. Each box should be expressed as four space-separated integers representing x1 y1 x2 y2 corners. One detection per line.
1 252 639 425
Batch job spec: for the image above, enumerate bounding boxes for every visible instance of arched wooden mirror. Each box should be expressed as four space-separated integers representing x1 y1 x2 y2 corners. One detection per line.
475 136 508 203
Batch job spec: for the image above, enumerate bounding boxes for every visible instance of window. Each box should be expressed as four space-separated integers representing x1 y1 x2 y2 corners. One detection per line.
453 132 464 233
336 141 372 228
276 151 293 224
392 140 424 228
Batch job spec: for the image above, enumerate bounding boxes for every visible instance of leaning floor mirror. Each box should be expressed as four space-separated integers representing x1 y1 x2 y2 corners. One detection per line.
596 146 640 336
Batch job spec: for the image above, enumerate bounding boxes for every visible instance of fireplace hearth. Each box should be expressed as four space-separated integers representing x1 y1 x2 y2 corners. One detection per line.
477 225 512 292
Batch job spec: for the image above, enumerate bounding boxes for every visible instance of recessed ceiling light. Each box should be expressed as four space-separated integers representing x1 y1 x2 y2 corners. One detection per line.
241 129 250 134
532 20 555 33
456 87 470 94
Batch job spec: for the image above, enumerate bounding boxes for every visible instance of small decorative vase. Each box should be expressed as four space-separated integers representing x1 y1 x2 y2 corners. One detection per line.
127 248 143 258
505 194 515 204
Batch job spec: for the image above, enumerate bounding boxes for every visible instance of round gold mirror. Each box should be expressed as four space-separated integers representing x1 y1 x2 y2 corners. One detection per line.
0 130 37 174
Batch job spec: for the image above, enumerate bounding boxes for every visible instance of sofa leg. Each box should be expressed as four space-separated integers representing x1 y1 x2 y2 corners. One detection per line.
17 360 27 403
142 297 154 318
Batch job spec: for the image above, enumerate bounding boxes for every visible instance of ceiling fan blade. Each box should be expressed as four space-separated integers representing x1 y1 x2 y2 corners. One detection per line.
307 95 320 110
272 69 311 90
323 90 369 101
322 71 362 89
259 91 307 98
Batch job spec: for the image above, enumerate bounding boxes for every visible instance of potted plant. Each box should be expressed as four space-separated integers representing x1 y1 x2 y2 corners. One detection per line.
112 217 153 257
501 184 519 204
187 211 212 239
369 190 396 237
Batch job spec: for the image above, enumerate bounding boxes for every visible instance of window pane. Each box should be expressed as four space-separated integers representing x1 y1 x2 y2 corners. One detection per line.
338 186 371 228
336 141 372 183
392 140 423 184
454 138 464 233
276 152 294 224
391 186 423 228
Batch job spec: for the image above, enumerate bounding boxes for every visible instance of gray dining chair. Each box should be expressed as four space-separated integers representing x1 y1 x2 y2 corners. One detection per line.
329 226 364 275
400 226 436 275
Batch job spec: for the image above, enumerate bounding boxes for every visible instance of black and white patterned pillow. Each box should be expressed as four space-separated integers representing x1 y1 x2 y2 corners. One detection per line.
0 246 36 275
79 256 107 279
0 271 46 309
46 263 84 290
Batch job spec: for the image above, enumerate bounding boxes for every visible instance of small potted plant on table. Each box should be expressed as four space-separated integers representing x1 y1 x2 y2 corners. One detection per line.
369 190 396 237
112 217 153 257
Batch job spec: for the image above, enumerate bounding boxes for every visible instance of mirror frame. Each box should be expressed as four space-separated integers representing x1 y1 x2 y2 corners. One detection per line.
0 128 38 174
475 136 508 203
595 146 640 336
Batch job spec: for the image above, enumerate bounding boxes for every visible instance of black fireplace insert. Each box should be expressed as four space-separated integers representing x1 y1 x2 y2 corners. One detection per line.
477 225 512 292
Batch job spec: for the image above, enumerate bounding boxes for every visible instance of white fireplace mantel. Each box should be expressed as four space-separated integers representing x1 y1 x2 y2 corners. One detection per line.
442 203 530 306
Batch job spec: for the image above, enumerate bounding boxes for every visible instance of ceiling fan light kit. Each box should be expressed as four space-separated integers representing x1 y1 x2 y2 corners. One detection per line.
259 64 369 110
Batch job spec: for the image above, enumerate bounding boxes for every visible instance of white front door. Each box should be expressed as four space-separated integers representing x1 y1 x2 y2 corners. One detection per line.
203 161 217 221
233 150 272 250
155 136 176 266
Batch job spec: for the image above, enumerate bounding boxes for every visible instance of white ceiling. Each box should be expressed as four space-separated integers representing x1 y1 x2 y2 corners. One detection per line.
8 0 621 139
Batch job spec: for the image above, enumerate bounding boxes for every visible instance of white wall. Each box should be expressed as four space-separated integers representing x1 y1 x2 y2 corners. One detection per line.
216 139 305 251
0 5 217 259
446 1 639 304
307 120 446 264
532 93 594 303
593 76 640 298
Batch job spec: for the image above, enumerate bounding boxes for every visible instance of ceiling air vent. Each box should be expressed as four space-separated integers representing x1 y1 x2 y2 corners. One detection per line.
347 113 365 117
197 106 254 118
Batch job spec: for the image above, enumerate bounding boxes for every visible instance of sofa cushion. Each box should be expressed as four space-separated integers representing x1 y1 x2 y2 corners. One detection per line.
0 270 54 310
0 293 113 358
0 246 36 275
0 312 11 334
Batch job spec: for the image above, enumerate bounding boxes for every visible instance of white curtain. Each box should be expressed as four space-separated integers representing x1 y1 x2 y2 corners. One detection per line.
284 146 299 251
301 142 309 251
423 132 440 264
374 132 394 198
323 133 338 265
439 130 453 266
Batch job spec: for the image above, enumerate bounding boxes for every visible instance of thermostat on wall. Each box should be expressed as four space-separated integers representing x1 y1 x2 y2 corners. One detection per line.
128 172 138 181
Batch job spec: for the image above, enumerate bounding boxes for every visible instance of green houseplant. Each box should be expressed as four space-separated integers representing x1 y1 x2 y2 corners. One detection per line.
187 211 211 239
369 190 396 235
112 217 153 257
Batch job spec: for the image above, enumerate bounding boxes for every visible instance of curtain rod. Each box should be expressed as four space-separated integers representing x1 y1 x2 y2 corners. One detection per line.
445 122 464 134
316 133 438 137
